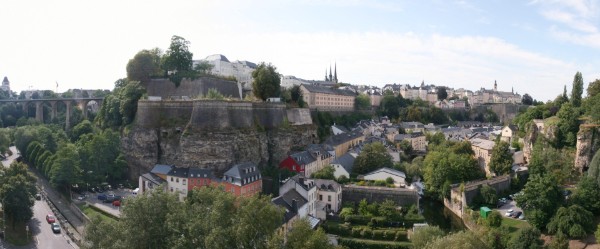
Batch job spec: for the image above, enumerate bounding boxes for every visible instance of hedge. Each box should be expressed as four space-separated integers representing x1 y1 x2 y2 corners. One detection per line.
343 215 425 228
338 238 412 249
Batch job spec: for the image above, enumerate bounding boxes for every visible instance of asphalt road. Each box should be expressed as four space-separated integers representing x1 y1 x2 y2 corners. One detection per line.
1 146 75 249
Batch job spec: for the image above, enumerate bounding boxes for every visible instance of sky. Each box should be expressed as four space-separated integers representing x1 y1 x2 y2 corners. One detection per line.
1 0 599 101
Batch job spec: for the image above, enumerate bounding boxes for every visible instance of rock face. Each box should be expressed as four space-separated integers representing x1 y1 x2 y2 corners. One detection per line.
574 125 600 171
522 122 538 163
121 100 317 180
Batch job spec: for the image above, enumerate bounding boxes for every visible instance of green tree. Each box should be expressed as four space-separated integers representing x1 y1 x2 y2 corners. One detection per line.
0 162 37 229
411 226 445 249
547 205 594 238
310 165 335 180
555 102 579 147
126 48 163 83
485 211 502 228
194 60 214 75
482 226 510 249
522 93 533 105
571 176 600 214
423 146 483 200
272 219 333 249
162 35 193 86
589 149 600 187
423 231 488 249
515 175 563 230
378 199 398 220
437 87 448 100
70 120 94 142
571 71 583 107
252 62 281 101
549 232 569 249
353 142 393 174
507 227 543 249
479 185 498 206
354 93 371 110
49 144 81 192
587 79 600 97
488 141 513 175
595 224 600 246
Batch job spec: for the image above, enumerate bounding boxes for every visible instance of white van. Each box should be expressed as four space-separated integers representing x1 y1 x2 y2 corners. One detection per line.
132 188 139 195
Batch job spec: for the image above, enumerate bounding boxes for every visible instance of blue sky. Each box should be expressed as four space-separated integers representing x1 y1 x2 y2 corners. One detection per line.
0 0 599 101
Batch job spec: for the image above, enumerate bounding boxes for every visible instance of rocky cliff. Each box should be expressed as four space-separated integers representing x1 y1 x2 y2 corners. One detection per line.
121 100 317 179
574 124 600 171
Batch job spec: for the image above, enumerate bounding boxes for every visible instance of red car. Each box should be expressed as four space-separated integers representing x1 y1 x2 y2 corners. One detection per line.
46 214 56 223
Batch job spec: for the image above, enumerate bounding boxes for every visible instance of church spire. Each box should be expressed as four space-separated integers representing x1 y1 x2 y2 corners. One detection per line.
494 80 497 91
325 68 328 81
334 62 338 83
329 64 333 82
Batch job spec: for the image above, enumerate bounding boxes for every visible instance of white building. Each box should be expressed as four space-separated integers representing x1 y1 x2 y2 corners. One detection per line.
314 179 342 213
193 54 257 87
360 167 406 187
279 175 318 218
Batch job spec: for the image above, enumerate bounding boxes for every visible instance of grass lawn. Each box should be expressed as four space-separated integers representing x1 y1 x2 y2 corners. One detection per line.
77 204 118 223
502 217 530 237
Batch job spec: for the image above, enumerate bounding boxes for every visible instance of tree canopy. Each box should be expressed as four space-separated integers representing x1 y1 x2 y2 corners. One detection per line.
353 142 393 174
252 62 281 101
126 48 163 83
515 175 563 230
571 71 583 107
507 227 543 249
488 141 513 175
547 204 595 238
354 93 371 110
0 162 37 229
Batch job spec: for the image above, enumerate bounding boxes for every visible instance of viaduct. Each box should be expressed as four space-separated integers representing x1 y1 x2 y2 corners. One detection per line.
0 98 103 130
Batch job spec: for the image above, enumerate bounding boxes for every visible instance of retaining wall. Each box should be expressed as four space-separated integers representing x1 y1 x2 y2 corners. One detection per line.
342 185 419 207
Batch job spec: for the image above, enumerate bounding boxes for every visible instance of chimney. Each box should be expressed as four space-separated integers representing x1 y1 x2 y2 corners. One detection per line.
291 199 298 212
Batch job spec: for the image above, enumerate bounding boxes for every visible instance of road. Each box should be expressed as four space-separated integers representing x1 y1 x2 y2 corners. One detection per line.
1 146 75 249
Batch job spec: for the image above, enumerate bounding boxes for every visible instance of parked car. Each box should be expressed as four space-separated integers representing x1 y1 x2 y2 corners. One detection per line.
97 194 107 201
511 211 522 218
46 214 56 223
35 194 42 200
88 188 96 193
518 213 525 220
77 195 86 201
51 222 61 233
504 209 514 217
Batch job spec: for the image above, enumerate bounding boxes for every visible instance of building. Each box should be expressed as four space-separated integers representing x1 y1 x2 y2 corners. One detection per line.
394 132 427 152
500 125 518 144
314 179 342 213
1 77 10 92
468 81 521 107
359 167 406 187
400 122 425 133
221 162 263 197
166 167 190 200
331 153 357 179
279 144 334 177
279 175 318 218
271 189 321 236
193 54 257 87
300 84 356 111
470 138 496 176
323 131 365 158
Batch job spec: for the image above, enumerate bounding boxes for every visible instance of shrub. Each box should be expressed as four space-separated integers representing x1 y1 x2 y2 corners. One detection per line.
338 238 412 249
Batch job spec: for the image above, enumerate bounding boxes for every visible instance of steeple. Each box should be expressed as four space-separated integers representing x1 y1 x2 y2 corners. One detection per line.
329 65 333 82
512 86 514 94
334 63 338 83
325 69 328 81
494 80 497 91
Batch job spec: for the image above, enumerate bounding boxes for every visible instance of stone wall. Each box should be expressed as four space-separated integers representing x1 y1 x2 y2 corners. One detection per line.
136 100 194 128
342 185 419 207
144 77 241 99
445 175 511 219
473 103 527 124
574 124 600 171
286 108 313 125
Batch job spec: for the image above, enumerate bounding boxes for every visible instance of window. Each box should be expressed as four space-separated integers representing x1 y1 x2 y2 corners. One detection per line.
176 178 179 183
183 179 186 185
319 194 323 201
328 195 331 202
170 177 173 182
170 187 173 192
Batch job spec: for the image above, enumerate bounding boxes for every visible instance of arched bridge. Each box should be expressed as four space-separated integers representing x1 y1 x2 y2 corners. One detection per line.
0 98 104 130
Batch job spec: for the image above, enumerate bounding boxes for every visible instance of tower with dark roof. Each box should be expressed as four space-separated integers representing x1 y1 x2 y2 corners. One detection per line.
494 80 497 91
334 63 338 83
1 77 10 92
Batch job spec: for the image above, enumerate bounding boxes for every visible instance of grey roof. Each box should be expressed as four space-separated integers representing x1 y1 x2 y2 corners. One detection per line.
2 77 8 84
313 179 340 192
150 164 173 175
272 189 307 224
401 122 425 129
235 60 257 68
301 84 356 96
394 132 424 141
363 167 406 179
188 168 215 179
324 131 363 147
331 153 356 173
290 151 316 165
167 167 189 178
141 173 165 186
288 175 315 191
205 54 230 62
223 162 261 186
331 124 349 133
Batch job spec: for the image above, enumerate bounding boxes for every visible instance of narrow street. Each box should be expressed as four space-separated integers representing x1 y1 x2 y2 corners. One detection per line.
1 147 77 249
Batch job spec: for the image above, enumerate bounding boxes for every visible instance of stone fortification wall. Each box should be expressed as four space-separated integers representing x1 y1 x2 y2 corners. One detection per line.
145 77 241 99
136 100 289 129
473 104 526 124
445 175 511 219
342 185 419 207
286 108 313 125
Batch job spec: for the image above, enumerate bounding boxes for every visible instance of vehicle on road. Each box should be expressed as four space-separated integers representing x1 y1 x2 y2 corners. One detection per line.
35 194 42 200
511 211 522 218
97 194 107 200
46 214 56 223
51 223 61 233
518 213 525 220
504 209 514 216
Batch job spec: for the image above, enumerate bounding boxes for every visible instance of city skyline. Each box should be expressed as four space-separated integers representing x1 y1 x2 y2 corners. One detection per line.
0 0 599 101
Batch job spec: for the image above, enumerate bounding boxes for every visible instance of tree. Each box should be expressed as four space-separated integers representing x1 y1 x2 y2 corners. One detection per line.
272 219 334 249
423 231 488 249
70 120 94 142
485 211 502 228
310 165 335 180
507 227 543 249
126 49 163 83
571 176 600 214
162 36 193 73
595 224 600 246
549 232 569 249
49 144 81 192
522 93 533 105
482 226 510 249
354 93 371 110
480 185 498 206
555 102 579 147
547 205 594 238
515 175 563 230
437 87 448 100
589 149 600 187
194 60 214 75
252 62 281 101
411 226 445 249
488 141 513 175
423 146 483 200
587 79 600 97
571 71 583 107
0 162 37 229
353 142 393 174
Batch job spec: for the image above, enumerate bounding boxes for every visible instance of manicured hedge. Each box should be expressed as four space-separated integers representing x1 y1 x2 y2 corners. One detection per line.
338 238 412 249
